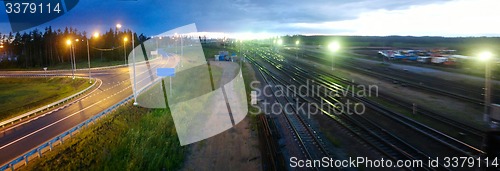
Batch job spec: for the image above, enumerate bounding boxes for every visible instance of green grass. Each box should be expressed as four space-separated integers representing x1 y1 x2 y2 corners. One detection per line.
22 104 185 171
241 62 262 129
51 60 126 70
23 44 259 170
0 77 91 121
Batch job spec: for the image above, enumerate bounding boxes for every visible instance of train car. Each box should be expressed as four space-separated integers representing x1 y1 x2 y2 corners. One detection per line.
431 56 448 64
417 56 432 63
406 55 418 61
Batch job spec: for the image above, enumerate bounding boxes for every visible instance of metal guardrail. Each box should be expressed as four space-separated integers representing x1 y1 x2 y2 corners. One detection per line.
0 76 99 128
1 64 127 73
0 59 159 170
1 58 160 73
0 95 134 171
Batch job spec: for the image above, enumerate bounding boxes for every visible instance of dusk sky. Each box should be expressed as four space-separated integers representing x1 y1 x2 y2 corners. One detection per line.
0 0 499 37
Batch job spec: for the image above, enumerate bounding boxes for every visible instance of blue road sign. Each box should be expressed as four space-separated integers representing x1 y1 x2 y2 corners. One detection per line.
157 68 175 77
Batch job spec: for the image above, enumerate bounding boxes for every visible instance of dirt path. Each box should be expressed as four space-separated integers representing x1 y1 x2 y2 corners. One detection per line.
181 116 261 171
181 61 261 171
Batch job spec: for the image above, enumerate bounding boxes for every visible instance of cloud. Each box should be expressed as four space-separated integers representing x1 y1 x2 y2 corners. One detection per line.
286 0 500 36
190 0 454 35
1 0 495 36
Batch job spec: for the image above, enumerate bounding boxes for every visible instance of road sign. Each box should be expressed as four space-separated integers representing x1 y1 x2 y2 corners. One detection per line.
151 50 158 55
157 68 175 77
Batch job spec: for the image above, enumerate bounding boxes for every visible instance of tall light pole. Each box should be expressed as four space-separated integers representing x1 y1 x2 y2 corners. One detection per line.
328 42 340 70
123 37 128 65
295 40 300 59
0 43 4 60
156 36 162 57
66 39 75 79
86 32 99 83
240 39 243 69
277 39 282 53
117 23 138 106
480 51 493 123
74 39 78 73
174 33 178 54
181 34 183 56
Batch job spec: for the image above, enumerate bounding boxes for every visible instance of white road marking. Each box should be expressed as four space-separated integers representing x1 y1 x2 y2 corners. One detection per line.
0 62 165 149
0 85 132 150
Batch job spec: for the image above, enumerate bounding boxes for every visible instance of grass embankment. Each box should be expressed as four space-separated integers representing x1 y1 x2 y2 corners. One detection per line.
22 46 221 170
22 104 185 171
0 77 91 121
48 60 125 70
24 44 259 170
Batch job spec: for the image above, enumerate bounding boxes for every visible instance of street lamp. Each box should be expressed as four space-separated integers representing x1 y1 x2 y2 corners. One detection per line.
66 39 75 79
157 36 162 56
174 33 178 54
295 40 300 59
276 39 283 52
123 37 128 65
117 23 138 106
480 51 494 123
328 42 340 70
85 32 99 83
73 39 80 76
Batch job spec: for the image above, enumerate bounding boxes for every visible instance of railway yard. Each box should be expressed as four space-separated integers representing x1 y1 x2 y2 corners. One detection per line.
231 40 500 170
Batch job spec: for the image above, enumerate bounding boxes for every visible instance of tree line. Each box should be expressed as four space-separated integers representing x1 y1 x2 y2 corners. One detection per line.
0 26 148 69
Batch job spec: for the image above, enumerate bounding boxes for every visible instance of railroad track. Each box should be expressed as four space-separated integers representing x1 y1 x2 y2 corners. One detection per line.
287 61 486 153
248 50 442 170
292 49 496 105
249 46 493 168
254 57 331 168
274 48 486 157
282 49 486 145
374 91 484 140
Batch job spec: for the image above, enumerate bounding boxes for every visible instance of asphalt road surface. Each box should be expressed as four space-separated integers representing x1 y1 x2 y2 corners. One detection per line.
0 59 167 166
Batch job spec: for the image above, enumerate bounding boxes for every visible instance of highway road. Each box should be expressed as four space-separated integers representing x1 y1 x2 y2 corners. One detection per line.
0 59 168 166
